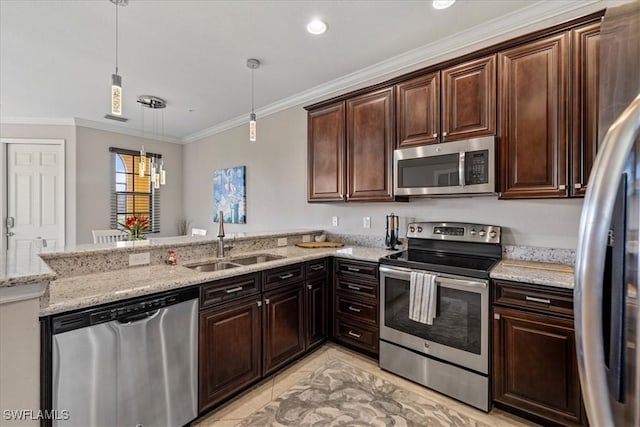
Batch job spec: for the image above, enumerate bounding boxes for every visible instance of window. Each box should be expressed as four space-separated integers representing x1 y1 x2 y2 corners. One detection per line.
110 147 160 233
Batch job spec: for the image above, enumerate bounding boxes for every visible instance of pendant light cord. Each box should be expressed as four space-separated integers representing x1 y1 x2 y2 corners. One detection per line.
115 2 119 75
251 67 255 114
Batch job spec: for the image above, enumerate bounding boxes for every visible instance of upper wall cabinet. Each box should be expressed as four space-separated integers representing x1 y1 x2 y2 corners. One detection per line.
307 102 346 201
396 72 440 147
498 33 570 199
571 22 600 197
442 55 496 142
346 87 395 201
395 55 496 148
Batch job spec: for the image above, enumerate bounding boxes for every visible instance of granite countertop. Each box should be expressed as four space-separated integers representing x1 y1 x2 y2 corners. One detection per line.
0 249 56 288
490 259 574 289
42 245 396 316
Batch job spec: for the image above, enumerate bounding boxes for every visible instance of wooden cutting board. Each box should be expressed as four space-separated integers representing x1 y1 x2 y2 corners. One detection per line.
501 260 573 273
295 242 345 248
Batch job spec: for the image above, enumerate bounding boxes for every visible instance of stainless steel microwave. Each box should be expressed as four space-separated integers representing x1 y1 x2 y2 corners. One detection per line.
393 136 496 196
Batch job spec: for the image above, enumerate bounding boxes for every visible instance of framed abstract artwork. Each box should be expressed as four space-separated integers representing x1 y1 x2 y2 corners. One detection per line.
213 165 246 224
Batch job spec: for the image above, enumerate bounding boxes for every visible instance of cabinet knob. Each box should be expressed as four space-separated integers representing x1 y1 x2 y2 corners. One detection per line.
559 184 566 190
574 183 582 189
494 313 500 320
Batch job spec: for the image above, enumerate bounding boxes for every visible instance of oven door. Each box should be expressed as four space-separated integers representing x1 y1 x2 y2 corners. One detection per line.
379 265 489 374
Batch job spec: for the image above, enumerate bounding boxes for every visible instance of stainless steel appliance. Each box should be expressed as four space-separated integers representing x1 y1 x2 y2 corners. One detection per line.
51 287 199 427
574 3 639 426
393 136 496 196
379 222 501 411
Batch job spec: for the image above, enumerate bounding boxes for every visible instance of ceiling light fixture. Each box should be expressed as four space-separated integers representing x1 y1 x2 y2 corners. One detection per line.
246 58 261 142
432 0 456 10
137 95 167 187
109 0 127 116
306 19 327 35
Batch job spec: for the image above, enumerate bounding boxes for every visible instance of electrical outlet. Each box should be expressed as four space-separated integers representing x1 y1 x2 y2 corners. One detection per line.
332 216 339 227
277 237 287 247
302 235 312 243
129 252 150 267
363 217 371 229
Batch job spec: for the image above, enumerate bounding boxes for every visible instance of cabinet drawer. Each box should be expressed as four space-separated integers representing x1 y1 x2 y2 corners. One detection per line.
200 273 260 308
334 316 378 355
306 258 328 279
335 276 378 300
493 280 573 317
335 259 378 282
263 263 305 291
335 293 377 325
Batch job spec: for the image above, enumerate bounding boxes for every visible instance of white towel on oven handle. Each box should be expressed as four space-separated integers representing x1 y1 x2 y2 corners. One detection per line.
409 271 437 325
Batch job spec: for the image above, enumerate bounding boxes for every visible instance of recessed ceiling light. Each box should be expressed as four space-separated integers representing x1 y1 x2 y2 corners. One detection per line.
432 0 456 10
307 19 327 35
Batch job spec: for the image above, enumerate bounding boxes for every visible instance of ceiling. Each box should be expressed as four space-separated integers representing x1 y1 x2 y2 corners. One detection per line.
0 0 603 142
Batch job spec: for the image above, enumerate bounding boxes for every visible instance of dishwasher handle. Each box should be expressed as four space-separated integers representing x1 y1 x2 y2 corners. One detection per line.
116 309 160 324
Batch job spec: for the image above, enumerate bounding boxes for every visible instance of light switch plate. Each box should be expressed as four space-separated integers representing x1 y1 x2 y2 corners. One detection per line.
363 217 371 228
332 216 339 227
129 252 150 266
277 237 287 247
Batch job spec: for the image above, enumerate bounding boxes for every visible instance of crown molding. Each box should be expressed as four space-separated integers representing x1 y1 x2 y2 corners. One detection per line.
74 118 181 144
182 0 605 144
0 117 76 126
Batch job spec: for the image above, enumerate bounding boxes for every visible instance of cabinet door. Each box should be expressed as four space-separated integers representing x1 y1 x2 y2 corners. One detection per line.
442 55 496 142
498 33 569 199
199 297 262 412
571 22 600 197
305 276 328 349
308 102 346 201
346 87 395 201
263 283 305 375
493 307 583 426
396 72 440 147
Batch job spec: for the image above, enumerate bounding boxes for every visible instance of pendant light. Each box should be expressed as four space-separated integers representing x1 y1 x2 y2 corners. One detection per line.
109 0 127 115
246 58 261 142
137 95 168 188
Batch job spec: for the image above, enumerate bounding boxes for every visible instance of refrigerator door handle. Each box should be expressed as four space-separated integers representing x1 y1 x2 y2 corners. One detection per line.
575 93 640 427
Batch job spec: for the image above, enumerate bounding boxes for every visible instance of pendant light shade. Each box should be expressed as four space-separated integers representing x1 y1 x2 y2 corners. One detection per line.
246 58 260 142
109 0 126 115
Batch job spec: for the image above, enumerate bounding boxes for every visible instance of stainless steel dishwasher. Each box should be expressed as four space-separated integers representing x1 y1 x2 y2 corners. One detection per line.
51 287 199 427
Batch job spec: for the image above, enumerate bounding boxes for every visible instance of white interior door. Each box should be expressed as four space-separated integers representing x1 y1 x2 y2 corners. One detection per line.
7 143 65 254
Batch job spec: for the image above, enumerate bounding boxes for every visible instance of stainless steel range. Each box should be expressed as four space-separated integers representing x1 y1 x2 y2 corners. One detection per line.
378 222 501 411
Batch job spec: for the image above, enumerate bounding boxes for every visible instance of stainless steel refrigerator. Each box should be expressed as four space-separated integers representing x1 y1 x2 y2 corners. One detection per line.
575 2 639 426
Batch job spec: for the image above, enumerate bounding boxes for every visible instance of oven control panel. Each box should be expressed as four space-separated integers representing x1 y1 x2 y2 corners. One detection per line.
407 222 501 244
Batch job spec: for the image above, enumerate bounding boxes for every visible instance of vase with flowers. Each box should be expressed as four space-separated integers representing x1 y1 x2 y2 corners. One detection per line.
119 215 149 240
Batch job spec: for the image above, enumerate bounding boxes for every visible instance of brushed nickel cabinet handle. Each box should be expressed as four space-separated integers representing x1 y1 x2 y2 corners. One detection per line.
225 286 243 294
575 183 583 189
348 305 361 313
348 331 361 338
279 273 294 280
559 184 566 190
311 265 324 271
525 296 551 304
347 285 361 291
347 267 361 272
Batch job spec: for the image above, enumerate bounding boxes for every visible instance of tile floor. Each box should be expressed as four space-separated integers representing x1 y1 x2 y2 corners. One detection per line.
195 343 540 427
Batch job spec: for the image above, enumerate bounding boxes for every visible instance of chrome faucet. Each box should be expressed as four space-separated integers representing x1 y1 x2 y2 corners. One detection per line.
217 210 226 257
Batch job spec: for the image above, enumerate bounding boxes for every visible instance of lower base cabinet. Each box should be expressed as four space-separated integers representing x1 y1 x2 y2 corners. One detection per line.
263 283 306 376
199 296 262 412
493 280 585 426
306 276 328 350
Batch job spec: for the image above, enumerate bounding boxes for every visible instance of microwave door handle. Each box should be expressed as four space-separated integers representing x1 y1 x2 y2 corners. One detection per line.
459 152 466 186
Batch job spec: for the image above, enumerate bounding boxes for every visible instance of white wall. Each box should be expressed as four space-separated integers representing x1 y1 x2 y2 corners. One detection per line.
0 123 77 246
75 126 184 243
183 106 584 249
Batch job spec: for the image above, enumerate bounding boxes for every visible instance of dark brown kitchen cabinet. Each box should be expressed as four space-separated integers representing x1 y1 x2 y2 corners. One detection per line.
346 87 395 201
493 280 585 426
498 33 570 199
396 72 440 147
442 55 496 142
305 275 328 350
571 22 601 197
263 282 306 376
307 102 346 201
199 296 262 412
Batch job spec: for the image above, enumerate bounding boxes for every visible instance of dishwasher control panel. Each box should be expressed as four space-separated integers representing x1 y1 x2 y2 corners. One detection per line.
51 287 198 334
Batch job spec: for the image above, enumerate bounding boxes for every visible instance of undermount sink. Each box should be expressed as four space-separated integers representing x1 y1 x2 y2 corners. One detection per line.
230 254 285 265
187 261 241 272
